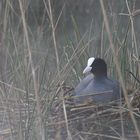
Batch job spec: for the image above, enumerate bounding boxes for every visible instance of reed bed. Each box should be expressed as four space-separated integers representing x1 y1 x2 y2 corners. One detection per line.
0 0 140 140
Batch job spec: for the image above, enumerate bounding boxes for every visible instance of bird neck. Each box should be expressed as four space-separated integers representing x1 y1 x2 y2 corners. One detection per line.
94 73 107 80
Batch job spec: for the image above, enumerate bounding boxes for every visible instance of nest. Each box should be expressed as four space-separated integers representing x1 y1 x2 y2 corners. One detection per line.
48 85 140 140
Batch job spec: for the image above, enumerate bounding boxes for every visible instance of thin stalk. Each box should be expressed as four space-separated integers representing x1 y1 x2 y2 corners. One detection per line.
99 0 140 139
18 0 45 140
47 0 60 73
125 0 139 58
62 99 72 140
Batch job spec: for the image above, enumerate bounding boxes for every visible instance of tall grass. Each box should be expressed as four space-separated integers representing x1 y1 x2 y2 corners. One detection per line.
0 0 140 140
100 0 140 139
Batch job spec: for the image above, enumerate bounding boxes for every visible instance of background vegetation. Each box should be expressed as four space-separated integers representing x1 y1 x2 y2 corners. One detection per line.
0 0 140 140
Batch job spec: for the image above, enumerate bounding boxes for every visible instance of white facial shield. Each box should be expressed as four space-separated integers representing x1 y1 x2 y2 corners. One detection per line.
83 57 95 74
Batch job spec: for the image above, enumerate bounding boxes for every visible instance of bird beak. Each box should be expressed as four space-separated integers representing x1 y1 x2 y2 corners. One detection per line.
83 66 92 74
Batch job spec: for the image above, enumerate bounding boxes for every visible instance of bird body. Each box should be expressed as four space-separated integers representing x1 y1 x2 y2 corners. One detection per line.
74 74 94 94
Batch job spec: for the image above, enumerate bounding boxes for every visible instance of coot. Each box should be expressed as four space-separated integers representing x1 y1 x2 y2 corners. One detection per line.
74 57 121 104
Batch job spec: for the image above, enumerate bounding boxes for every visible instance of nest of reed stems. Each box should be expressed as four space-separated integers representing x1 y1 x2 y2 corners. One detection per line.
48 84 140 140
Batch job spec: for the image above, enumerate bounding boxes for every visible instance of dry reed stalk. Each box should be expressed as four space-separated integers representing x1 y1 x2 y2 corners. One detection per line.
125 0 140 87
45 0 73 139
62 99 73 140
18 0 45 140
0 80 27 94
47 0 60 73
99 0 140 139
125 0 139 58
50 33 94 87
80 131 128 140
